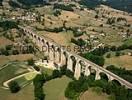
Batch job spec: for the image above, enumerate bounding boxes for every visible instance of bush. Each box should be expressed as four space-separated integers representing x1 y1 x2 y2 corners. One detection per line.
106 65 132 83
60 65 67 75
34 66 40 71
65 69 74 79
65 74 131 100
52 70 62 78
95 15 98 19
106 53 111 58
27 59 34 66
44 27 63 33
12 50 19 55
0 48 9 56
53 10 61 16
115 51 121 56
53 3 74 11
8 81 21 93
33 74 46 100
5 45 12 50
71 38 86 47
83 53 105 66
0 20 18 30
65 76 89 99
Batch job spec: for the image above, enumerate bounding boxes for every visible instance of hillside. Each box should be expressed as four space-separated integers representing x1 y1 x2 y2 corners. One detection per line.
79 0 132 13
2 0 132 13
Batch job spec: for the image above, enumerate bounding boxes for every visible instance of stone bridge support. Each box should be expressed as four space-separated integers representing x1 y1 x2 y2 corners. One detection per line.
67 55 73 71
107 74 115 82
95 71 101 80
43 42 49 57
74 60 81 80
84 65 91 76
49 46 54 61
54 48 60 63
60 51 67 66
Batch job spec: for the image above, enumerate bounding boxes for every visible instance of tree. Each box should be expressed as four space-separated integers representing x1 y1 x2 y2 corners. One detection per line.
65 69 74 79
28 45 35 53
33 74 46 100
0 48 9 56
115 51 120 56
77 38 86 47
5 45 12 50
8 81 21 93
95 15 98 19
52 70 61 78
60 65 67 75
27 59 34 66
12 49 19 55
83 53 105 66
34 65 40 71
53 10 61 16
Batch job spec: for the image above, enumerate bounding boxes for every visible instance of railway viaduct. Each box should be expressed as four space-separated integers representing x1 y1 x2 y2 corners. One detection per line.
19 26 132 89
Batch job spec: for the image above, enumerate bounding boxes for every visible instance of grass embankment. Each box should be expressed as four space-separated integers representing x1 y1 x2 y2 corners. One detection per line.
44 76 71 100
0 62 35 100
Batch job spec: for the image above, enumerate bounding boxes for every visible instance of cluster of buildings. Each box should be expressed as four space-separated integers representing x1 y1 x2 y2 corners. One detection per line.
11 12 37 22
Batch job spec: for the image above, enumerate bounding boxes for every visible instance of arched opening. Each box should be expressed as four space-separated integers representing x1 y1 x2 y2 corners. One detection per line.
56 48 61 62
31 33 33 37
38 37 40 41
79 60 86 75
112 80 121 86
89 66 96 78
63 51 68 66
42 39 45 44
46 42 49 52
70 56 76 72
34 35 37 38
28 31 30 35
99 72 109 81
51 45 55 59
23 32 26 36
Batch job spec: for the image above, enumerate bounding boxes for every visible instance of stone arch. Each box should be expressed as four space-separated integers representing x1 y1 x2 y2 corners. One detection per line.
29 32 32 36
23 32 26 36
70 56 77 72
42 39 45 44
54 47 61 63
57 48 61 61
62 51 68 66
27 31 30 35
112 79 121 86
99 72 109 81
31 33 33 37
38 37 41 41
48 44 55 61
89 66 96 75
79 60 86 74
34 35 37 39
51 44 55 53
24 29 27 33
46 42 50 52
23 29 25 33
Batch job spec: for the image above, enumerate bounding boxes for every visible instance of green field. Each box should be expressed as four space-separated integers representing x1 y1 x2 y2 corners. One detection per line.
80 87 111 100
0 84 34 100
0 62 29 86
44 76 72 100
12 71 38 87
0 62 35 100
124 38 132 46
